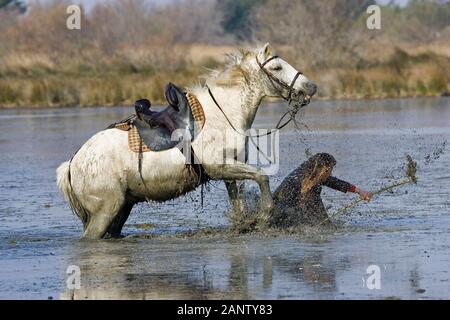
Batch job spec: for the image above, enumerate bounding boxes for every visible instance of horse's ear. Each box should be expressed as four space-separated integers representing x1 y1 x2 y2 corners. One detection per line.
260 43 273 60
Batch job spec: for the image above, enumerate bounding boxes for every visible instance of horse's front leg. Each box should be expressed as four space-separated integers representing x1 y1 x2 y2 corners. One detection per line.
224 180 246 215
206 162 273 222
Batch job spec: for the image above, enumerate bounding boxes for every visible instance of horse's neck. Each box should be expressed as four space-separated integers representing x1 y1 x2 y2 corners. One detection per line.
198 83 264 131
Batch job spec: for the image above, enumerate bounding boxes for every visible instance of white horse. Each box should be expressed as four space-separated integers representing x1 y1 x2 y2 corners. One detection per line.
57 43 317 239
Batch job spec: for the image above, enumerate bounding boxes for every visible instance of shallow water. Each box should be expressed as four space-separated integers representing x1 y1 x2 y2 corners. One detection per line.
0 97 449 299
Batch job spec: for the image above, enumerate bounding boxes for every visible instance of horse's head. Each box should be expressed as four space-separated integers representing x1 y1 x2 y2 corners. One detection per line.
242 43 317 106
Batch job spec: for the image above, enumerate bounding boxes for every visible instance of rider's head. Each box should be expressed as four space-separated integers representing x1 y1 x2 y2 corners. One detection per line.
301 153 336 194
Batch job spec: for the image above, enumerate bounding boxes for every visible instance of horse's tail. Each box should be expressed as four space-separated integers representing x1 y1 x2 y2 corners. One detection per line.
56 161 89 228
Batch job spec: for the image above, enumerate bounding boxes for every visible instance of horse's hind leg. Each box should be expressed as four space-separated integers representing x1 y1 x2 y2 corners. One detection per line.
82 197 125 240
106 201 134 238
82 213 116 240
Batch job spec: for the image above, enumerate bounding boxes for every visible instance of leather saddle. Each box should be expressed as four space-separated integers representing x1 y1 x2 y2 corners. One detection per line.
132 83 197 152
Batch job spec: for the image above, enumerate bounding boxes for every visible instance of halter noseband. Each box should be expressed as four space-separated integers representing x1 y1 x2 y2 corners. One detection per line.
256 55 303 102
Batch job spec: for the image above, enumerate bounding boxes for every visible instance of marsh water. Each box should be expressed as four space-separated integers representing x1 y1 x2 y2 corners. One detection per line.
0 97 449 299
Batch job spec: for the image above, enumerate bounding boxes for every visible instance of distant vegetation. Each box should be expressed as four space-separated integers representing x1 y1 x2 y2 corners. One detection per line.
0 0 448 107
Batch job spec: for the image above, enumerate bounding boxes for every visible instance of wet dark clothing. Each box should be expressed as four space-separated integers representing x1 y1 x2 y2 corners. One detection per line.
271 164 353 227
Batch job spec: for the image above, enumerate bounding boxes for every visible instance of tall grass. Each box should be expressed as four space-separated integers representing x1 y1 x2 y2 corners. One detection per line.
0 50 204 107
312 49 449 100
0 0 448 107
0 47 448 107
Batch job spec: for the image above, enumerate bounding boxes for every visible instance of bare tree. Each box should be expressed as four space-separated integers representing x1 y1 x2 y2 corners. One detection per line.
148 0 225 44
382 0 450 43
251 0 375 68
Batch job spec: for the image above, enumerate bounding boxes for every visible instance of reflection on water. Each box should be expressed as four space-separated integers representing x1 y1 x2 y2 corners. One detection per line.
59 222 450 300
0 97 449 299
61 237 344 300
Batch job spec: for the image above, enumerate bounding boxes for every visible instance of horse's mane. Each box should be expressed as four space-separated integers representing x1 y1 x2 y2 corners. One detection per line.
190 48 254 91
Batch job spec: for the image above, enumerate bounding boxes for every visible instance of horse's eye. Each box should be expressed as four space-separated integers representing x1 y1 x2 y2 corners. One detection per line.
272 65 282 71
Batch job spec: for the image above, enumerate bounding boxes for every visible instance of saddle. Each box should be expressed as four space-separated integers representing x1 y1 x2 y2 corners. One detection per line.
134 84 180 133
109 83 205 153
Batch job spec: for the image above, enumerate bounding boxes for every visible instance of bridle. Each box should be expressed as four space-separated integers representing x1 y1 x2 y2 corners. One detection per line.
205 54 312 164
256 55 303 103
207 55 310 135
256 55 311 130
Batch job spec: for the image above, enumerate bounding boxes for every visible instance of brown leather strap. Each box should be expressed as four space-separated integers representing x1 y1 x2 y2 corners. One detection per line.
207 85 277 138
138 138 152 201
256 55 303 101
260 55 279 67
206 56 308 165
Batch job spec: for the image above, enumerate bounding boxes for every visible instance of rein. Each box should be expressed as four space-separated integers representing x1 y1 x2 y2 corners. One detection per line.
205 55 310 165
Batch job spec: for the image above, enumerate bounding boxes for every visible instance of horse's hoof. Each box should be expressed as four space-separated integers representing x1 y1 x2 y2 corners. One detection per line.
257 199 274 224
262 198 274 213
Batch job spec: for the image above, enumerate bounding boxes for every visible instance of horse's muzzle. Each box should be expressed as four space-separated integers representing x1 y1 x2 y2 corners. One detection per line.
303 81 317 97
292 90 314 108
295 81 317 106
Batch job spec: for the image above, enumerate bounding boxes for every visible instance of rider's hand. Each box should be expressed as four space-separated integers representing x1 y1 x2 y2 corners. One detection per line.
356 188 372 202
